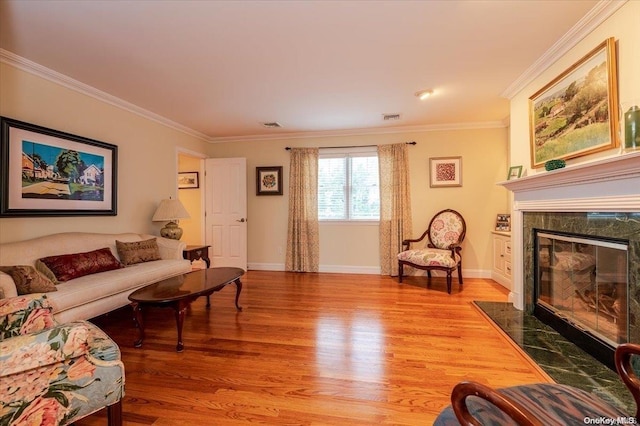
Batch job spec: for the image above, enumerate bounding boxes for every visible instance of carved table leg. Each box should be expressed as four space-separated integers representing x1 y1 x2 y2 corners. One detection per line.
131 302 145 348
174 299 192 352
234 278 243 311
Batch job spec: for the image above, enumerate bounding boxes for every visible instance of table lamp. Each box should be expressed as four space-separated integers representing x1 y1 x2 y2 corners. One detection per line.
152 198 191 240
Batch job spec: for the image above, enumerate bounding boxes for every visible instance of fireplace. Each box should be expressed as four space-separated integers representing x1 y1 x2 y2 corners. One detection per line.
532 227 630 369
499 151 640 370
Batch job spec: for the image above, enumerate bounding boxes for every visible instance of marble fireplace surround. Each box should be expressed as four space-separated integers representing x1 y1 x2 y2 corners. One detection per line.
500 151 640 314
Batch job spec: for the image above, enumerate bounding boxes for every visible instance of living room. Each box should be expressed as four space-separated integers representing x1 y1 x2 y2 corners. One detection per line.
1 0 640 424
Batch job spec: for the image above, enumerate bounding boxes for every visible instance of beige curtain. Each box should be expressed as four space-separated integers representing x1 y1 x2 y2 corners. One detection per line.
378 143 413 276
285 148 319 272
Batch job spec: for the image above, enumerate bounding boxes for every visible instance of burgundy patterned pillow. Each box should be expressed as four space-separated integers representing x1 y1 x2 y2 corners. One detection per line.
39 247 123 282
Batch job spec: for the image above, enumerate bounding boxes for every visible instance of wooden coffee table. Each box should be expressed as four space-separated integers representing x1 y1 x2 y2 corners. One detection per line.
128 267 244 352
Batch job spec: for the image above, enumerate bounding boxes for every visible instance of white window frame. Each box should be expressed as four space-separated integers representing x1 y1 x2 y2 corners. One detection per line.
318 147 379 224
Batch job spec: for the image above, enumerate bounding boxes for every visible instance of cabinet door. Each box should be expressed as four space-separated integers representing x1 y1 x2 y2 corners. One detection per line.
504 240 512 278
493 236 505 274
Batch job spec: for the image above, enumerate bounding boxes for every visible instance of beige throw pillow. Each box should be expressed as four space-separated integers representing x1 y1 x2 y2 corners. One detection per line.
0 265 58 295
116 238 162 266
35 259 60 284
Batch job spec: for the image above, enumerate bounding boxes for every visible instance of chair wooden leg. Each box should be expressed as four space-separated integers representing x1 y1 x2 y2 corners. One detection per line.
446 273 452 294
107 400 123 426
398 262 403 283
458 263 463 284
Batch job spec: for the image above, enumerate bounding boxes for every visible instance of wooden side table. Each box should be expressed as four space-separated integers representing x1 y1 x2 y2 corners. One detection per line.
183 245 211 268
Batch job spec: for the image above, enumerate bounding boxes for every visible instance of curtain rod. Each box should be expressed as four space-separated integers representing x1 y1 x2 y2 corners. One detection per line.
285 141 416 150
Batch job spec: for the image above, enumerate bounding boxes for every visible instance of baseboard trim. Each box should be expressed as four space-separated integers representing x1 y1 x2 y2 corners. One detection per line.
247 263 492 279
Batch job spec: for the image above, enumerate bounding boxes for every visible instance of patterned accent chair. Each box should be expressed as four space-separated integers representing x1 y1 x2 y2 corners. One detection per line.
0 293 125 425
434 343 640 425
397 209 466 293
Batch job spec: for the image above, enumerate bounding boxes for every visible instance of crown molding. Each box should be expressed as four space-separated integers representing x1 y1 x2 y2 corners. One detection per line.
207 120 507 143
501 0 627 100
0 49 211 142
2 48 506 143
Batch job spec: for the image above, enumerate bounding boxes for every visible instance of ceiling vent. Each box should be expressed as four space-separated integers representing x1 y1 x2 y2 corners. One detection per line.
261 121 282 128
382 113 401 121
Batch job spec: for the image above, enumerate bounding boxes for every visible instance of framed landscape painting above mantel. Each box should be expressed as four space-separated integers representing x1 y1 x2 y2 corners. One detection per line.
529 37 619 168
0 117 118 217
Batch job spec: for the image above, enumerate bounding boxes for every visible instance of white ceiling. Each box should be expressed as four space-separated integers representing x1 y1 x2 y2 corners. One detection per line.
0 0 604 142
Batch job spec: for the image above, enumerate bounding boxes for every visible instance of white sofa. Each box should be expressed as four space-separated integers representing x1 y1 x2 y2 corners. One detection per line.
0 232 192 323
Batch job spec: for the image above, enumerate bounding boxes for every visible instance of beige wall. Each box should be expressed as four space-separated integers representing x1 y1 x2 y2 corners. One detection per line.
209 127 509 275
0 63 209 243
510 1 640 172
0 60 510 276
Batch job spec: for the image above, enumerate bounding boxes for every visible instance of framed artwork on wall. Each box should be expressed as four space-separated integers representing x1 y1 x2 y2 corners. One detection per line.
256 166 283 195
429 156 462 187
529 37 619 168
0 116 118 217
178 171 199 189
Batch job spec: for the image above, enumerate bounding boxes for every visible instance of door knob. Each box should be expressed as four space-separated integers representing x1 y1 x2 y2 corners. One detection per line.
236 218 246 222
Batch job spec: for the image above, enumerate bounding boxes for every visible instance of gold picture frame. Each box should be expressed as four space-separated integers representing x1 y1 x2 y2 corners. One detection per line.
429 156 462 188
529 37 619 168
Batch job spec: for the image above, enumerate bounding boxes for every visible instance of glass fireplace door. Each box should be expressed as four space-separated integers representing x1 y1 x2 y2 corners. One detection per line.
535 230 629 346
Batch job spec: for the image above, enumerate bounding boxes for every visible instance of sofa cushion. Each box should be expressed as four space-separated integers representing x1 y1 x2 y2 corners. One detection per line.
34 259 60 284
39 247 123 282
116 238 161 266
49 259 190 316
0 266 57 295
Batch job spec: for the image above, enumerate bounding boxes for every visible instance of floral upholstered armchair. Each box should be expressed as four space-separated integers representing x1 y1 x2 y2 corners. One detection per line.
397 209 466 294
0 294 125 425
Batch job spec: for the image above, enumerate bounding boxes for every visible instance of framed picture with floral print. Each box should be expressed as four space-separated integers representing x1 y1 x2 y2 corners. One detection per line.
256 166 283 195
429 156 462 188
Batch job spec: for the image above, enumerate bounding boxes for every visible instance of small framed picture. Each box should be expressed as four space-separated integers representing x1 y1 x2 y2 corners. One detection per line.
507 165 523 180
495 214 511 232
178 172 199 189
429 156 462 188
256 166 283 195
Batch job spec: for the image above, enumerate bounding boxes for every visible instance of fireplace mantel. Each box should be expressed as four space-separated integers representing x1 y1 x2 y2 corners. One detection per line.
499 151 640 194
497 151 640 310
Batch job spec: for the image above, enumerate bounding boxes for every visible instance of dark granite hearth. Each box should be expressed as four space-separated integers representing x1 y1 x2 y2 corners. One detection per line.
474 300 635 414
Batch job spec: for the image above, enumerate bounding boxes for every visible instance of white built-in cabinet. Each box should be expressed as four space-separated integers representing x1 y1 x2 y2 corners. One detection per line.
491 231 511 289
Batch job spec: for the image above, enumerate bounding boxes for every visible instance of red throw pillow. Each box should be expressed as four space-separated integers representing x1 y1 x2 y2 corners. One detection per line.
39 247 123 282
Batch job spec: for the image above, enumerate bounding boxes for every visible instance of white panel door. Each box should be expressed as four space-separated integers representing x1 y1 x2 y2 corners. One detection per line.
205 158 247 269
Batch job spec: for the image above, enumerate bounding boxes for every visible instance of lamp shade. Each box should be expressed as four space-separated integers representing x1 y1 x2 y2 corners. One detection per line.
152 198 191 222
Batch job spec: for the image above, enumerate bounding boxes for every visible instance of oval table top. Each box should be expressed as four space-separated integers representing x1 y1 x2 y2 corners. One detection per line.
128 267 245 304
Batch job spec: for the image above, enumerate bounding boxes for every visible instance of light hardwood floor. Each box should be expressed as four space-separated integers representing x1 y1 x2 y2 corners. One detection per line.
78 271 551 425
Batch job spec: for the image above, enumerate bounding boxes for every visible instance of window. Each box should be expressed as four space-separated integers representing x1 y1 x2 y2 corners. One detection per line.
318 148 379 221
